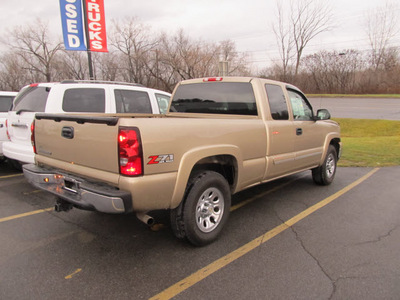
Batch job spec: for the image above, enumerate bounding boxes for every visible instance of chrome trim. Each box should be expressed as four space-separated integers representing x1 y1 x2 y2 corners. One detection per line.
11 123 29 128
23 164 128 214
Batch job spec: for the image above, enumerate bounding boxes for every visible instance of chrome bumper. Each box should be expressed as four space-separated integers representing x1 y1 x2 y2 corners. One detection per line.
23 164 132 214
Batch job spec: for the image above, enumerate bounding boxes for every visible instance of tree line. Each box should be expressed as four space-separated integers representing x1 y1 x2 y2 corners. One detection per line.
0 0 399 94
0 17 250 93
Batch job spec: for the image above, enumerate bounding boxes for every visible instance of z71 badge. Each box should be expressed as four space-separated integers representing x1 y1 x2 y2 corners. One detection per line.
148 154 174 165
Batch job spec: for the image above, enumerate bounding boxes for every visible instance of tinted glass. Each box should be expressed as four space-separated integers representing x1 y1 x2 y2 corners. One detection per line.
287 89 313 120
0 96 14 112
155 93 170 114
62 88 105 112
265 84 288 120
115 90 152 113
170 82 257 115
13 86 50 112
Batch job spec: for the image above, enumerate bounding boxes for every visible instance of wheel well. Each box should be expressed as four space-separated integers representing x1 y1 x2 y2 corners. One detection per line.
190 155 237 192
330 138 341 158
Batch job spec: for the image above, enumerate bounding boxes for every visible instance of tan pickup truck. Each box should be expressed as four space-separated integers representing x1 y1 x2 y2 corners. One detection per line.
23 77 341 246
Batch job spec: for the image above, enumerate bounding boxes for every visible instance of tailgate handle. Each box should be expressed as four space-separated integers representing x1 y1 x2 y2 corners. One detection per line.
62 126 74 139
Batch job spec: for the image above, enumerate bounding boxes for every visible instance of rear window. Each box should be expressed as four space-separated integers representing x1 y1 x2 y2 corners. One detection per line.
0 96 14 112
170 82 257 115
62 88 105 112
12 86 50 112
115 89 152 113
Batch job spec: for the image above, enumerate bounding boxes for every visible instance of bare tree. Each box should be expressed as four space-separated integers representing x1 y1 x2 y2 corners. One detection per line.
57 51 89 80
94 51 122 82
302 50 363 93
159 29 219 80
148 29 220 91
109 17 156 85
365 1 400 71
217 40 251 76
272 0 334 80
272 1 295 81
0 52 31 91
7 19 62 82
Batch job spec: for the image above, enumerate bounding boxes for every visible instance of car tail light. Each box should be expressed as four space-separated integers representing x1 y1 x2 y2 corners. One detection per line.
5 119 10 140
31 121 37 154
118 127 143 176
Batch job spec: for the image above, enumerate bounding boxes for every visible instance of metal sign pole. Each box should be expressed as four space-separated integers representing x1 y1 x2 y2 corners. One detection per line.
81 0 94 80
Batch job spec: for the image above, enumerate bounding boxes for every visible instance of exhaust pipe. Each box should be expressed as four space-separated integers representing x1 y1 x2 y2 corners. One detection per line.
136 212 155 227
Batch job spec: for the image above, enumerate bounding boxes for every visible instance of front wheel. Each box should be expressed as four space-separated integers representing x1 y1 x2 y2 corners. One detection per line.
170 171 231 246
312 145 337 185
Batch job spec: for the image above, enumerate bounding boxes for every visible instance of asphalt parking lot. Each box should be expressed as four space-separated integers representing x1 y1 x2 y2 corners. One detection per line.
1 97 399 299
308 97 400 120
1 161 399 299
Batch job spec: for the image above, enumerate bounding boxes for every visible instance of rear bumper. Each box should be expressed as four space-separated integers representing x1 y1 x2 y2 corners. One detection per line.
2 141 34 163
23 164 132 214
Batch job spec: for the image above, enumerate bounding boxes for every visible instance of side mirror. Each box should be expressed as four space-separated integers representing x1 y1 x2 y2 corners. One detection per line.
314 109 331 120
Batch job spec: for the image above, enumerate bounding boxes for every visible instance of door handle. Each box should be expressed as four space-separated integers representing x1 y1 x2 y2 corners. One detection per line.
12 123 28 128
296 128 302 136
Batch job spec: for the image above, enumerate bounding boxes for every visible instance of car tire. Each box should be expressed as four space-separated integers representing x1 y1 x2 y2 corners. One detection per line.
170 171 231 246
312 145 337 185
9 159 23 171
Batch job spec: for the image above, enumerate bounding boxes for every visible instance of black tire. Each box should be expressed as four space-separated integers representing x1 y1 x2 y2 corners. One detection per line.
312 145 337 185
9 159 23 171
170 171 231 246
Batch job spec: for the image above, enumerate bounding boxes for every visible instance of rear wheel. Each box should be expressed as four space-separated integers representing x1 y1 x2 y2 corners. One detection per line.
312 145 337 185
170 171 231 246
9 159 23 171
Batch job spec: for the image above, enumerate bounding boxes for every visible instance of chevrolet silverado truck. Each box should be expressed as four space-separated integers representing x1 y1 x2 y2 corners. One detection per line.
23 77 341 246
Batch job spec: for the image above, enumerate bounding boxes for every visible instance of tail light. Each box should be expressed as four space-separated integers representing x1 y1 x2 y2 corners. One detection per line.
31 121 37 154
5 119 10 140
118 127 143 176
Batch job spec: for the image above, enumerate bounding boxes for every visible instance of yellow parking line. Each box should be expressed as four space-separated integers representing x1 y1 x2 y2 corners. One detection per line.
149 168 380 300
65 268 82 279
0 207 54 223
0 174 24 179
23 190 43 195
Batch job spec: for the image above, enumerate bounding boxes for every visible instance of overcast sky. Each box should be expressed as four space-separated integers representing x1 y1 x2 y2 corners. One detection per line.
1 0 398 71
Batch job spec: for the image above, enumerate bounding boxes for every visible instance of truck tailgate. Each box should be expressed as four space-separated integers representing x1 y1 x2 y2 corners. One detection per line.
34 114 120 174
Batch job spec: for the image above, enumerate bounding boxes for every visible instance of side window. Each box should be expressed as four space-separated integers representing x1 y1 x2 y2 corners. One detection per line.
155 93 170 114
115 90 152 113
265 84 288 120
0 96 15 112
287 89 313 120
62 88 105 112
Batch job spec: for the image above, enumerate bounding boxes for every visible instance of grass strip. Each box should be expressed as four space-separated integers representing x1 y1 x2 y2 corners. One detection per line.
334 118 400 167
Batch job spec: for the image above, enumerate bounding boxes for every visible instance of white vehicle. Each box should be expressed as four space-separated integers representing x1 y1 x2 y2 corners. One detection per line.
0 91 18 162
3 81 170 169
